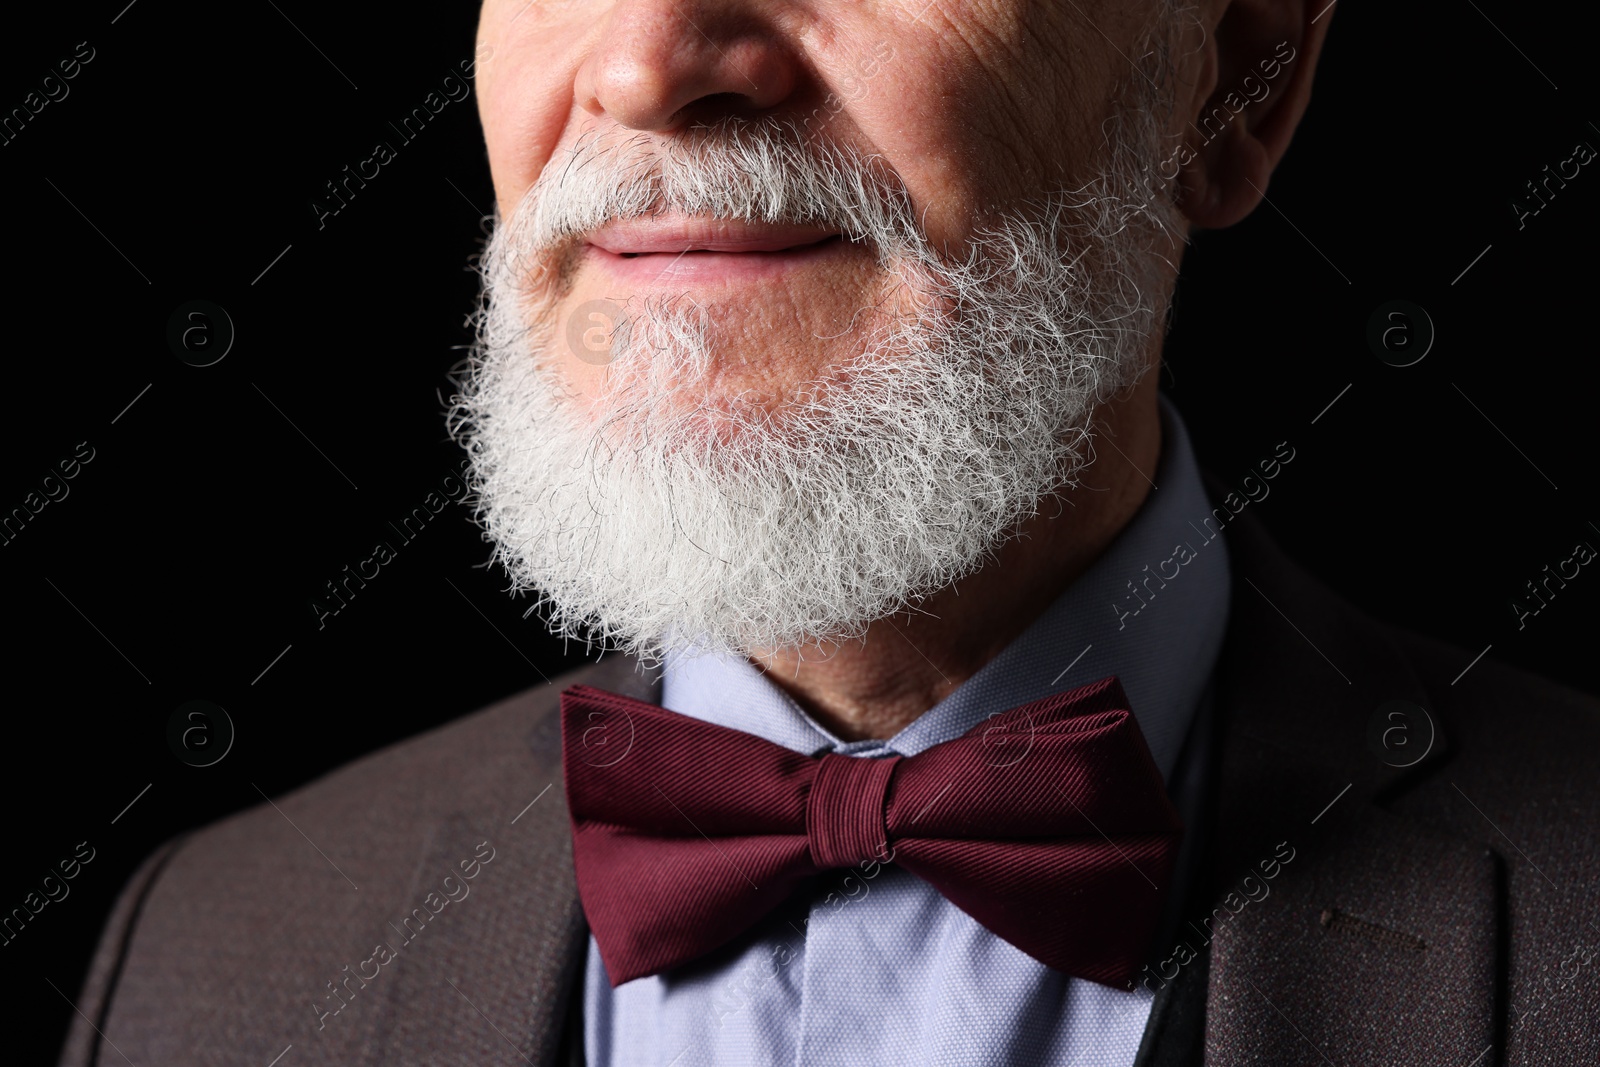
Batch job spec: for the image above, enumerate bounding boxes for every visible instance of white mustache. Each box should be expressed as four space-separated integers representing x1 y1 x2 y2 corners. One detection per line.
505 118 925 266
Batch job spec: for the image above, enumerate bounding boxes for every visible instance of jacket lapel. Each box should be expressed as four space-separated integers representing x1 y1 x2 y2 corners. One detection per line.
368 655 659 1066
1191 510 1500 1063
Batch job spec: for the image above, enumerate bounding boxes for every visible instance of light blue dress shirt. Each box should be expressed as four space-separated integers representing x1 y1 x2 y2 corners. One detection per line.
582 397 1231 1066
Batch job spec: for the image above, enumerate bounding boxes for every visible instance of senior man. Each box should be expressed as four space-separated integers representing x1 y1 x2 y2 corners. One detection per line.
61 0 1600 1063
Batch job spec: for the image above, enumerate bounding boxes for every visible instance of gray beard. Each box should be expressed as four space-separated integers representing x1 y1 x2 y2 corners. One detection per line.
448 109 1180 661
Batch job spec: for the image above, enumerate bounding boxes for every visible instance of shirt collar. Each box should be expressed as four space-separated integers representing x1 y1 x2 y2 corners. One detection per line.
660 395 1230 782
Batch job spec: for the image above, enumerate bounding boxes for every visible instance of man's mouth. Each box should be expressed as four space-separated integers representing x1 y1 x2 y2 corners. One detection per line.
583 215 850 283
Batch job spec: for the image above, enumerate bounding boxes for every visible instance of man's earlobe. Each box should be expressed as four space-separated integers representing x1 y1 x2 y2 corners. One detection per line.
1177 118 1272 229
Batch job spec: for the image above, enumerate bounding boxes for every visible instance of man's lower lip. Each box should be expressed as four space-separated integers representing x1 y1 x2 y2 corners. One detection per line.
584 236 850 283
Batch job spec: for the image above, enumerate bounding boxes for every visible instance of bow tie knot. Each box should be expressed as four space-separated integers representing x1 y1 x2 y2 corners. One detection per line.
806 753 900 870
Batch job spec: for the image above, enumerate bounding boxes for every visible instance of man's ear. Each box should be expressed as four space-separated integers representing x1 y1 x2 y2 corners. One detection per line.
1175 0 1335 230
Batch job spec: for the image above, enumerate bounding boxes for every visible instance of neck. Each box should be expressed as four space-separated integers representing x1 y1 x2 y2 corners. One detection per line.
749 380 1163 741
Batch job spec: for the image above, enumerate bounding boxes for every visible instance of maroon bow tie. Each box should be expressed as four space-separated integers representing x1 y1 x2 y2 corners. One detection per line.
561 675 1182 990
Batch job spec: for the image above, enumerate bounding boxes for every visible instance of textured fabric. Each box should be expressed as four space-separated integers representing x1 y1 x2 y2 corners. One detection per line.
584 396 1230 1067
57 410 1600 1067
563 677 1183 987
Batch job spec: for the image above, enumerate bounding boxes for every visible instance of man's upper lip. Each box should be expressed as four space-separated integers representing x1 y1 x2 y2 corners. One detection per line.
586 216 841 255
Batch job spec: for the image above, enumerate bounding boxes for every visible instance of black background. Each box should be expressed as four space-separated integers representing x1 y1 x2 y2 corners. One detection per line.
3 1 1596 1060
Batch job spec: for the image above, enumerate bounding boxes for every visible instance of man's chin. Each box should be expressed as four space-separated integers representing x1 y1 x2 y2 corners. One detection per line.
567 352 868 453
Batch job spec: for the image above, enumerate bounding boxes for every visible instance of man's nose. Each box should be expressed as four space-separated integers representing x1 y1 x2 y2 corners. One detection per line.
574 0 799 130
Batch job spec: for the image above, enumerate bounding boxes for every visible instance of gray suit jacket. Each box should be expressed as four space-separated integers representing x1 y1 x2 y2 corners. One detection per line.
59 510 1600 1065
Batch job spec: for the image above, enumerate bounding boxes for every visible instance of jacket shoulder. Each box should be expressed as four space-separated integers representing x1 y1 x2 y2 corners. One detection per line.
61 655 653 1067
1385 622 1600 767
